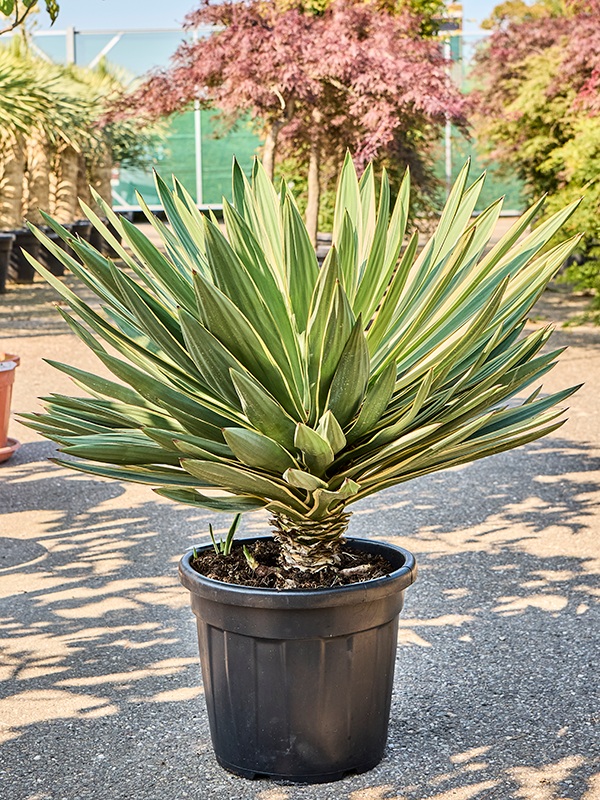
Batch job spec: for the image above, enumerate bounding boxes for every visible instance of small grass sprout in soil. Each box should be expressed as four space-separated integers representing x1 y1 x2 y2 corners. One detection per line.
209 513 241 556
190 539 393 590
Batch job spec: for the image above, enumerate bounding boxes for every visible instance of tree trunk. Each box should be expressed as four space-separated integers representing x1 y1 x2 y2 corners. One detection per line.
262 98 295 181
269 509 351 571
262 120 285 182
25 127 52 225
54 145 80 225
305 137 321 248
0 134 25 231
88 138 112 214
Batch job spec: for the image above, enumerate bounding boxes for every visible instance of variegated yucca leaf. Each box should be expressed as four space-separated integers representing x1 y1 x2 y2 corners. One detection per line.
22 156 581 569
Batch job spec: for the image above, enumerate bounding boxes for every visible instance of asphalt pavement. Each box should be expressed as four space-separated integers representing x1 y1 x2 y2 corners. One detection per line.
1 264 599 800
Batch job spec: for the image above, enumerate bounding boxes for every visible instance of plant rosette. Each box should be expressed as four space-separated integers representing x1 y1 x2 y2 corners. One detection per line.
21 156 580 782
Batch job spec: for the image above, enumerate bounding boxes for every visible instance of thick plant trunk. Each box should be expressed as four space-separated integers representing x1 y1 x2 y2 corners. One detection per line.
88 138 112 213
25 127 52 225
0 134 25 231
305 138 320 248
54 145 80 224
270 509 351 571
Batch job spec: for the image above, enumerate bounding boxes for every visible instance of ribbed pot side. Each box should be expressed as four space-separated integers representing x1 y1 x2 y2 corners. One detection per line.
179 536 417 784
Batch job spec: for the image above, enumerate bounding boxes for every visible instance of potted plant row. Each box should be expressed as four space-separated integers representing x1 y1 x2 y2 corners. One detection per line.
2 218 118 285
22 156 579 783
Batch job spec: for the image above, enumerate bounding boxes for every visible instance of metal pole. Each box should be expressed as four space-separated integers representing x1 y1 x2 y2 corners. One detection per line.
194 100 203 206
193 29 203 206
444 40 452 198
65 25 76 64
89 32 123 70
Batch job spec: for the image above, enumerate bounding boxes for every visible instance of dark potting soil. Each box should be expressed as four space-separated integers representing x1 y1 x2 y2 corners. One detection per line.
190 539 394 589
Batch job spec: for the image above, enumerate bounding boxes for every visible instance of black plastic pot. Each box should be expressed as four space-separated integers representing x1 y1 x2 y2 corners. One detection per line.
179 536 417 784
0 233 15 293
41 227 68 276
70 219 93 241
88 219 121 258
105 220 123 259
9 229 41 283
88 222 107 256
64 219 92 264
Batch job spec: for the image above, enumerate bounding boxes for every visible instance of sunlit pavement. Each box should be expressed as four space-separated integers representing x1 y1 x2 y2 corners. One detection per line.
1 243 599 799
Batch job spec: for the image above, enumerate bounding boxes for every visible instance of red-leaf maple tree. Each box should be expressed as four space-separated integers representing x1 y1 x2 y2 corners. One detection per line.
113 0 467 242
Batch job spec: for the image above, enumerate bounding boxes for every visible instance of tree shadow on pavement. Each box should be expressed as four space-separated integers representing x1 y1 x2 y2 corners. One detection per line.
0 435 599 799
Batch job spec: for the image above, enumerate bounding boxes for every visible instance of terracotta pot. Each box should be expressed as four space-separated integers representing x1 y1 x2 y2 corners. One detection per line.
0 353 20 462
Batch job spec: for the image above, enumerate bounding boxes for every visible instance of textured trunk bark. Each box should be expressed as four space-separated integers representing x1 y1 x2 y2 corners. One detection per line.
305 138 321 248
262 121 285 183
269 509 351 571
54 145 80 224
262 98 295 181
0 134 25 231
88 138 112 213
24 127 52 225
48 164 58 217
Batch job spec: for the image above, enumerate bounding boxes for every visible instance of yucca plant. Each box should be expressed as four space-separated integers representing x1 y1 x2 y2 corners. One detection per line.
22 156 580 574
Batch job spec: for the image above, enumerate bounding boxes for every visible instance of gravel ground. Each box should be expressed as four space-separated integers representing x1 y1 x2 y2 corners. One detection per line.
1 271 599 800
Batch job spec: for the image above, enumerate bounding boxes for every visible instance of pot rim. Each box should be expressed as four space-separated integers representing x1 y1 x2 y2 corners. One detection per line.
0 353 20 368
179 534 417 610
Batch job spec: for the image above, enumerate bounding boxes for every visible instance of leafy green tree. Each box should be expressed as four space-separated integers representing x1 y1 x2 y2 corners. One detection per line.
473 1 600 318
480 0 567 29
0 0 59 35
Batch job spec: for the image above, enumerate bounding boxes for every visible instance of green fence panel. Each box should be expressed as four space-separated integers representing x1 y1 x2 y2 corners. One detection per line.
26 27 525 215
435 129 525 214
113 110 261 208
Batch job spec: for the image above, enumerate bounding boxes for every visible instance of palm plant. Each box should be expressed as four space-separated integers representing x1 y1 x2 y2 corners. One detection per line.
0 40 93 229
68 59 167 214
0 41 164 230
22 156 580 572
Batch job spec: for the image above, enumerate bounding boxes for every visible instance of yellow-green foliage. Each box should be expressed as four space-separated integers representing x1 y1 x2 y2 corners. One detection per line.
20 157 580 548
474 43 600 309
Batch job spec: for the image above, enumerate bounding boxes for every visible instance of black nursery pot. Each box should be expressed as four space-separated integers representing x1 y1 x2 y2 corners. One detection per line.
0 233 15 293
88 222 107 256
86 219 122 259
9 229 40 283
41 227 69 276
70 219 93 241
179 536 417 784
